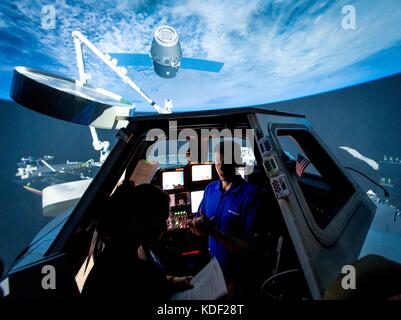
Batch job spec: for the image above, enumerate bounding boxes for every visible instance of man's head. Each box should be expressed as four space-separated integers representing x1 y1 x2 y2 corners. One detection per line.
101 182 170 250
214 140 242 183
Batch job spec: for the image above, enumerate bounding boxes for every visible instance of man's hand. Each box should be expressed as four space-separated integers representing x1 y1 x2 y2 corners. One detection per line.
190 210 251 255
189 209 215 236
167 276 194 292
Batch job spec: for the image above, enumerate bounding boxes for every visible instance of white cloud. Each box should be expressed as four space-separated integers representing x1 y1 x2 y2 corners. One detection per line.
1 0 401 110
339 146 379 170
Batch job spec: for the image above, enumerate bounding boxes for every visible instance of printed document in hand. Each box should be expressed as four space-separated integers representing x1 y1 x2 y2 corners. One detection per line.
171 257 228 300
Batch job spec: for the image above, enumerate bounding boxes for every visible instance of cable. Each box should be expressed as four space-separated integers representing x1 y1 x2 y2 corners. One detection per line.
345 166 389 198
260 269 299 296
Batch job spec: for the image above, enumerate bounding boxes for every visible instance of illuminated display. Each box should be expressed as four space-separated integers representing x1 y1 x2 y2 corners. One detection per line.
162 171 184 190
169 194 175 206
167 210 189 230
191 190 204 213
192 165 212 182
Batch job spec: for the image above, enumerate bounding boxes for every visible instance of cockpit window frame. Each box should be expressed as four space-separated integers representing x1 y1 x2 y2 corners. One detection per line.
270 122 361 246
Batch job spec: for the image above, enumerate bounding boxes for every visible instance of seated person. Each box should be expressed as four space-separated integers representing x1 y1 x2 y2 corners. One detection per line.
82 182 192 300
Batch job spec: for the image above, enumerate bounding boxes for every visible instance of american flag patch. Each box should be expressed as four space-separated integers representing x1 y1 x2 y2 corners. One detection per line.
296 154 311 177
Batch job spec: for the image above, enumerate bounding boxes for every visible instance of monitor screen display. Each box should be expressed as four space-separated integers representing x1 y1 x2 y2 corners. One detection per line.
191 190 204 213
162 171 184 190
191 165 212 182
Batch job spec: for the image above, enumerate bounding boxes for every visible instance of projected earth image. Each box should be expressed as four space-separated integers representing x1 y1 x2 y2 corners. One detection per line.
0 0 401 110
1 1 401 298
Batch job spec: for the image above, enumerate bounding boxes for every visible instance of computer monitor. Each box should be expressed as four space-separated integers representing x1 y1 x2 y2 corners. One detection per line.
162 171 184 190
191 164 212 182
191 190 204 213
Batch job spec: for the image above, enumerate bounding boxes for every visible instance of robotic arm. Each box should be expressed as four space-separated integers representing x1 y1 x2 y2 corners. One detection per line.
72 30 172 114
72 30 173 162
89 126 110 163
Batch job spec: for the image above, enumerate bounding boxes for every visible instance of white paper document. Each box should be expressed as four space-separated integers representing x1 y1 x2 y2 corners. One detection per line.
129 159 159 185
171 257 228 300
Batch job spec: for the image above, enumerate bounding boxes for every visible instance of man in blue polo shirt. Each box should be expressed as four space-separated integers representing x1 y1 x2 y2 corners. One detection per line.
190 140 261 297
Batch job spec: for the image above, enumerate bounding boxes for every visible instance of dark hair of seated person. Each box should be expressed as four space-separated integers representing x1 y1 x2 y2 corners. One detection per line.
81 182 171 301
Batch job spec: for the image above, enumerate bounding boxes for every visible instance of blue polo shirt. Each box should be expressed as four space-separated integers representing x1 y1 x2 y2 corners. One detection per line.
198 177 261 277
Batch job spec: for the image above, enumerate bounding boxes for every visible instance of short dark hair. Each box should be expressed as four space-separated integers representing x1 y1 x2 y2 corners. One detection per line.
214 140 242 163
99 182 170 246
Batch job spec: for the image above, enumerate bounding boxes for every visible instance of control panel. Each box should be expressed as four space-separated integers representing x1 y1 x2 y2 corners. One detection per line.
167 191 192 231
154 164 215 232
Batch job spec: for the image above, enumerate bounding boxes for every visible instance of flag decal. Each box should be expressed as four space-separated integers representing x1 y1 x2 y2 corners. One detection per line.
296 154 311 177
